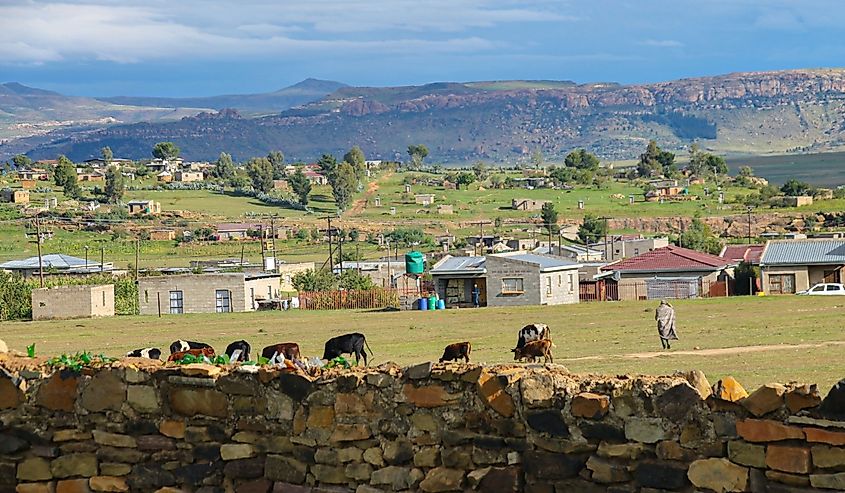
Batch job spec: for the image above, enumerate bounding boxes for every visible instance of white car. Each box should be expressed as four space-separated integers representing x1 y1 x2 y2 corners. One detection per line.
797 283 845 295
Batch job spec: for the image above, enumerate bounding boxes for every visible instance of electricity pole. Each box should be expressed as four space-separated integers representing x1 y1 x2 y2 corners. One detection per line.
747 206 753 244
134 239 139 280
34 214 44 288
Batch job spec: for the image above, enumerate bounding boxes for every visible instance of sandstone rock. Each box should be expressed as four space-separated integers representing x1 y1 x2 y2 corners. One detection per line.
712 376 748 402
180 364 221 378
344 462 372 481
0 339 7 353
99 463 131 477
158 420 185 439
405 362 434 379
336 447 363 463
17 458 52 481
127 385 158 413
354 486 382 493
414 447 440 468
383 439 414 465
585 455 630 483
471 446 506 466
805 427 845 446
597 442 644 460
728 440 765 468
36 372 79 412
136 436 175 452
683 370 712 399
520 374 554 408
476 370 515 417
657 383 703 421
403 383 460 408
812 445 845 468
0 433 29 454
655 441 695 461
235 479 272 493
365 373 393 388
89 476 129 492
765 470 810 486
811 472 845 490
311 464 346 484
330 424 371 443
571 393 610 419
741 383 786 417
624 417 669 444
370 465 413 490
52 430 91 443
419 467 464 492
0 373 24 409
314 448 339 465
80 370 125 412
522 450 588 480
687 458 748 493
15 483 54 493
51 454 98 479
169 388 228 417
334 392 375 416
222 458 263 479
264 455 306 483
363 447 384 467
220 444 256 461
467 467 491 488
92 431 135 449
765 445 811 474
410 413 439 433
786 384 821 413
736 419 804 442
306 406 335 428
56 479 90 493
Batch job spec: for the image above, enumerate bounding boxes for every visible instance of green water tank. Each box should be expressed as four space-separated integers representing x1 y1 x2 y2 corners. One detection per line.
405 251 425 275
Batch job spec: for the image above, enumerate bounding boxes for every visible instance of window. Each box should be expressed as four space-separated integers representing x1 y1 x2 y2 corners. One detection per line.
169 290 183 314
502 278 524 294
215 289 232 313
268 286 273 298
811 285 825 293
558 275 562 287
144 290 149 304
546 277 552 295
102 291 106 305
769 274 796 294
827 284 842 292
568 273 575 294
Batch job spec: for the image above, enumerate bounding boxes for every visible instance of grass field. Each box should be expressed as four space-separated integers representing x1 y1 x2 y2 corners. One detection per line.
2 295 843 392
729 151 845 186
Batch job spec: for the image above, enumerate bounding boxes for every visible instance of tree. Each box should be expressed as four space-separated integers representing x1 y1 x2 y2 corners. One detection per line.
134 163 150 178
472 161 488 180
564 149 600 171
455 171 476 189
689 145 728 177
267 150 285 179
407 144 429 169
738 166 754 178
103 166 125 203
578 214 608 244
288 168 312 205
292 269 336 292
343 146 367 183
781 178 812 196
338 270 375 290
678 218 722 254
152 142 180 160
11 154 32 169
541 202 558 234
386 227 429 246
317 154 338 180
212 152 235 181
638 140 674 177
331 162 357 211
246 157 274 193
101 146 113 165
53 155 80 198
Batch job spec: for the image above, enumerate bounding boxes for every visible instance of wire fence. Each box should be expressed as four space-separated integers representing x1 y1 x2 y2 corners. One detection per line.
580 279 733 302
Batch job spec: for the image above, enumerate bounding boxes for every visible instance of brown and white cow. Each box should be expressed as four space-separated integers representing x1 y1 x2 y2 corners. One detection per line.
262 343 302 362
512 339 553 364
168 346 215 362
514 323 551 350
439 342 471 363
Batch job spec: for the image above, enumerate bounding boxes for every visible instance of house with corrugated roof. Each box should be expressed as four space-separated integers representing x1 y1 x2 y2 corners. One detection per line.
720 244 764 265
759 239 845 294
430 252 579 308
0 254 114 279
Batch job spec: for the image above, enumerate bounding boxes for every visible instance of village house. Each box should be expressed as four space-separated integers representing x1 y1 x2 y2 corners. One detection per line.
431 252 580 308
75 168 105 182
127 200 161 215
759 239 845 294
83 158 132 169
156 171 173 183
599 245 735 300
31 284 114 321
149 229 177 241
591 235 670 262
304 170 328 186
783 196 813 207
278 261 316 292
215 223 263 241
0 254 114 279
511 198 550 211
333 260 408 289
436 204 453 215
414 193 436 206
137 272 281 315
1 189 30 204
506 238 538 251
719 244 764 266
17 168 49 181
174 170 204 183
147 158 182 174
534 243 603 262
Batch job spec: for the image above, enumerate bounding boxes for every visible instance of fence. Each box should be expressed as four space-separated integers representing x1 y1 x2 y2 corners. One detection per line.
580 278 733 302
298 288 401 310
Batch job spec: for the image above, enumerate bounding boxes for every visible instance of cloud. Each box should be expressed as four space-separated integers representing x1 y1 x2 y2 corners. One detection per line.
0 0 570 64
639 39 683 48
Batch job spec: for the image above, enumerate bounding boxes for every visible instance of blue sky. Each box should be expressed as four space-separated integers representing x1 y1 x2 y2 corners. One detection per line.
2 0 844 97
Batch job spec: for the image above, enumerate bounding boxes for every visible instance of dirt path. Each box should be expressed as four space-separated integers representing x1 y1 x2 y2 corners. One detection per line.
560 340 845 362
350 172 392 215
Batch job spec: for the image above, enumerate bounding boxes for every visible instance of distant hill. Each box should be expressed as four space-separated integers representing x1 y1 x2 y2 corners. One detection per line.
17 69 845 164
97 78 347 116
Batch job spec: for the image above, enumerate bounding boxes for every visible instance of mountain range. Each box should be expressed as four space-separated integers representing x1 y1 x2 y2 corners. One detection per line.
6 69 845 163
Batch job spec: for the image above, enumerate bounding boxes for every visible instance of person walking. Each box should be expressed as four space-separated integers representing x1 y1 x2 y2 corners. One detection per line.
655 299 678 349
471 283 481 308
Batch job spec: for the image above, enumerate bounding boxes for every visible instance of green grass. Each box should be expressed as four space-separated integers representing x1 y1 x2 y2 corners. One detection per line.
729 151 845 186
2 295 843 392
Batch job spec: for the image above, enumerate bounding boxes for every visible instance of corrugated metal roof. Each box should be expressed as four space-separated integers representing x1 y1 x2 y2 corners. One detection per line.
761 239 845 265
431 256 487 274
0 254 98 270
492 252 578 270
601 246 730 273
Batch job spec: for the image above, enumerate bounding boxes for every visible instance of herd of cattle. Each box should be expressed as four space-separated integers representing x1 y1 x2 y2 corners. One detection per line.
125 323 555 366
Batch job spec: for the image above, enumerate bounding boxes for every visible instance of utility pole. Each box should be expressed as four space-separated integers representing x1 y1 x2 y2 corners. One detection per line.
134 239 139 280
34 214 44 288
337 232 344 272
240 244 245 267
747 206 753 244
320 216 334 271
259 224 266 269
386 240 391 287
84 245 89 271
270 215 277 263
470 220 492 256
100 247 104 273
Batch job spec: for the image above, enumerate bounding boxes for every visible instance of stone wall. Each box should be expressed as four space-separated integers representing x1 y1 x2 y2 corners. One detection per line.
31 284 114 321
1 357 845 492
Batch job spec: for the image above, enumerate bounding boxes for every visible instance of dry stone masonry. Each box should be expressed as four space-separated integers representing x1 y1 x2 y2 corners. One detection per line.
1 355 845 492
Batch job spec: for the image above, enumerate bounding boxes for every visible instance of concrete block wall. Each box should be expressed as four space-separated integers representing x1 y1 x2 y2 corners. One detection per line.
137 273 246 315
539 269 579 306
31 284 114 320
485 255 541 307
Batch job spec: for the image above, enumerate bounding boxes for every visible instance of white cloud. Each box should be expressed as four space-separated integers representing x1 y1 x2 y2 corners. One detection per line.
0 0 570 64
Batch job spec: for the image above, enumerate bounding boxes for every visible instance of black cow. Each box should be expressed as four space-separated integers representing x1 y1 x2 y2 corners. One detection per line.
439 342 472 363
322 333 373 366
169 340 213 355
225 340 251 362
126 348 162 360
514 324 551 350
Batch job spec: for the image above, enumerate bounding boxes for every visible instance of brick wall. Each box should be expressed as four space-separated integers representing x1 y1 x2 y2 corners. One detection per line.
31 284 114 320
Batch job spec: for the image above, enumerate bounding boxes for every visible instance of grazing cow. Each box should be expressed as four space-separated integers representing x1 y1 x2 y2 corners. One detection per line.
168 346 215 362
261 343 302 363
512 339 554 364
322 333 373 366
514 323 551 350
439 342 472 363
225 340 251 362
126 348 162 360
169 340 213 355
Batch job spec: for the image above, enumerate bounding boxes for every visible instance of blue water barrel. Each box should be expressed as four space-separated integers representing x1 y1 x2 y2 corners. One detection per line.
437 299 445 310
419 297 428 311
